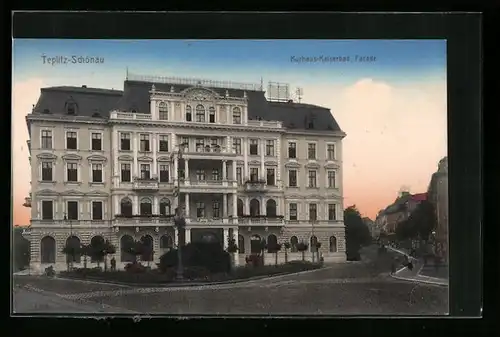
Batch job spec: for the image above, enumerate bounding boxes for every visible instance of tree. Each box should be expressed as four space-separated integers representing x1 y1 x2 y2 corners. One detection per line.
226 237 238 269
315 242 322 263
283 242 291 263
80 244 91 269
13 227 30 271
121 240 144 263
267 242 282 266
409 200 437 241
296 242 309 261
62 244 80 271
92 240 117 271
344 205 371 261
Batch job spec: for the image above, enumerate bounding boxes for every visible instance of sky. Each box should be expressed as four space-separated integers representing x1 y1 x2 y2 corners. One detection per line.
12 39 447 225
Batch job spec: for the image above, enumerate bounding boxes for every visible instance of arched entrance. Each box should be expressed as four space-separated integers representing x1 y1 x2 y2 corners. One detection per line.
250 234 262 254
140 235 154 262
40 236 56 264
120 235 135 262
65 236 81 263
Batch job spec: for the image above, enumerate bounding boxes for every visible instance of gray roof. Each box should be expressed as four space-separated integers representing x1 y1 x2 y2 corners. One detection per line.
31 80 343 132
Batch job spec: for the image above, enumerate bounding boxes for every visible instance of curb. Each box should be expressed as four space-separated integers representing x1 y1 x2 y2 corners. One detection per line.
55 266 326 288
390 273 448 286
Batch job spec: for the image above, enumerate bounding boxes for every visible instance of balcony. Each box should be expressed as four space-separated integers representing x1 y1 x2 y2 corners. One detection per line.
244 179 267 192
181 144 236 158
133 177 159 191
113 214 174 226
247 120 283 128
110 111 152 121
237 215 285 226
179 179 237 192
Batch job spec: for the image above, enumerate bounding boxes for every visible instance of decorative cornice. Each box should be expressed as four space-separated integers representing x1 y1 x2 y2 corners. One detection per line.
285 162 301 168
87 154 107 162
157 156 171 162
248 160 261 165
36 189 59 196
86 190 110 197
118 155 134 161
324 162 341 169
265 160 278 166
181 87 220 100
137 156 153 162
36 153 57 160
62 154 82 161
305 162 320 169
63 189 85 196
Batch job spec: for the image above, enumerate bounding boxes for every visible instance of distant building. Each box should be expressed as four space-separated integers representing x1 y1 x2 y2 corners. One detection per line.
427 156 448 262
362 217 377 238
379 192 427 234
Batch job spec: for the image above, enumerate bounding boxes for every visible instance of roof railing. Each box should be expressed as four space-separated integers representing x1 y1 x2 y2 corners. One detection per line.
127 72 263 92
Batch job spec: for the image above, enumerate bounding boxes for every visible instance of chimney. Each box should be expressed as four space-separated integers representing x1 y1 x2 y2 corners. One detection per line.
82 85 87 88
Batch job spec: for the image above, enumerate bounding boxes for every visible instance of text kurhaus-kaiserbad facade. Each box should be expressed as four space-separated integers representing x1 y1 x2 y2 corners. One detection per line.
24 74 347 272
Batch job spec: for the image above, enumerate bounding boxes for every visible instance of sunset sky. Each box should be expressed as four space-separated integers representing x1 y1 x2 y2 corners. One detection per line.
12 39 447 226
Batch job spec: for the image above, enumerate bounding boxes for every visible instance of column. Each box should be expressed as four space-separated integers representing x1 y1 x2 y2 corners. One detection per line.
185 228 191 244
233 227 240 266
153 196 158 215
114 195 119 217
232 160 237 182
150 99 156 119
132 133 138 178
152 133 157 176
223 228 229 250
245 196 249 215
174 157 178 181
226 136 231 153
184 159 189 183
261 196 266 216
185 193 190 219
260 140 265 180
232 193 238 218
113 129 119 186
226 105 231 123
174 228 179 247
223 194 228 218
133 195 139 215
222 161 227 180
276 138 281 183
243 138 248 178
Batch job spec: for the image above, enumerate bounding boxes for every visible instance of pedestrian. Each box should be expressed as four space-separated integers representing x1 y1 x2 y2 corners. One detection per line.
110 257 116 271
391 260 396 274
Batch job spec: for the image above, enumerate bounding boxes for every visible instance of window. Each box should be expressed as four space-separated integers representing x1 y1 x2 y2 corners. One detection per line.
159 165 169 183
249 139 258 155
250 168 259 182
233 138 242 154
67 102 76 115
140 134 150 152
196 202 205 217
67 163 78 182
328 171 336 188
91 133 102 151
211 138 219 147
92 163 103 183
159 102 168 120
289 203 297 221
181 137 189 151
41 162 52 181
120 133 131 151
309 203 317 221
209 107 216 123
159 199 171 216
233 107 242 124
308 170 317 188
140 164 150 179
308 143 316 160
66 131 77 150
327 144 335 160
42 200 53 220
121 163 131 182
120 198 133 216
266 168 275 186
159 135 169 152
185 105 192 121
288 142 296 158
328 204 337 220
288 170 297 187
41 130 52 149
196 169 205 181
236 167 242 185
67 201 79 220
212 169 220 181
140 198 152 216
92 201 103 220
266 140 275 156
196 138 205 152
213 201 220 218
195 104 205 122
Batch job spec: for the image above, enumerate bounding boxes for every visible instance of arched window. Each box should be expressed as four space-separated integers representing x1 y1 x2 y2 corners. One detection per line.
329 236 337 252
90 236 105 262
290 236 299 252
233 107 242 124
159 198 171 216
267 234 278 253
250 234 262 254
120 235 135 262
160 235 173 253
209 107 216 123
185 105 192 121
140 235 154 261
195 104 205 122
66 101 77 115
40 236 56 264
159 102 168 120
65 236 81 263
237 199 244 217
120 197 133 216
250 199 260 217
140 198 152 216
266 199 277 217
310 235 318 252
238 234 245 254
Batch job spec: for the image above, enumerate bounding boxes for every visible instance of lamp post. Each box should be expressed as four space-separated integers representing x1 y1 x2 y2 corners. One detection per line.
171 145 185 280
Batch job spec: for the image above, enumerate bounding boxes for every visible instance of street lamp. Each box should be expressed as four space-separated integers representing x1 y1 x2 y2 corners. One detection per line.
171 145 186 280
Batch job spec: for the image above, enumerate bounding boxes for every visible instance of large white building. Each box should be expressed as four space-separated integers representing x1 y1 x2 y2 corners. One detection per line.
23 74 347 273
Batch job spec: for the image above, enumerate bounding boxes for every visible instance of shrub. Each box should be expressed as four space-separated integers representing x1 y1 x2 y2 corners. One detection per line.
124 261 147 273
245 254 263 267
44 266 55 277
183 266 211 280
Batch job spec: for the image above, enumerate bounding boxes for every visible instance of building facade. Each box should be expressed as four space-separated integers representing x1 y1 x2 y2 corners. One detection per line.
427 156 448 262
24 75 347 273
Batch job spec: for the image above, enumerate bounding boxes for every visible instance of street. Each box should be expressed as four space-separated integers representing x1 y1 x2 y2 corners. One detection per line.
12 246 448 315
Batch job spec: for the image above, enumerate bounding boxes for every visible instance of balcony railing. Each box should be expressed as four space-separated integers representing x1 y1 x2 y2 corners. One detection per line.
133 177 159 190
182 145 235 155
237 215 285 225
247 120 283 128
244 179 267 192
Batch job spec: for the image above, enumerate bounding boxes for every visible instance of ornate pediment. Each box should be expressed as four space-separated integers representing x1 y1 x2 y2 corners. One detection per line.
308 194 323 199
236 160 244 165
63 189 85 196
265 160 278 166
286 195 304 199
157 156 171 162
137 156 153 162
305 162 320 169
36 189 59 196
285 162 301 168
36 153 57 160
182 87 219 101
249 160 261 165
118 154 134 161
62 154 82 161
87 154 107 162
86 190 109 197
324 163 340 169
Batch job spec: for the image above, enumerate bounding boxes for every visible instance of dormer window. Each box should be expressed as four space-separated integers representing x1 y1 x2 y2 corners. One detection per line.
209 107 216 123
159 102 168 120
186 105 192 122
233 107 242 124
66 102 76 115
195 104 205 122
